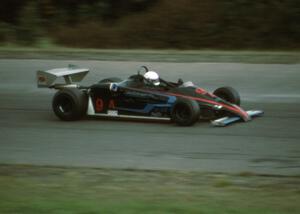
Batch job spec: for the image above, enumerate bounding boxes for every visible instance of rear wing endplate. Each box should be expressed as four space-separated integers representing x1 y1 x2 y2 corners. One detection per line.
37 65 89 88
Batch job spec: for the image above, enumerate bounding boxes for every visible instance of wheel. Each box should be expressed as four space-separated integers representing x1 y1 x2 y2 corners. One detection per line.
52 88 87 121
213 86 241 106
99 77 122 83
171 99 200 126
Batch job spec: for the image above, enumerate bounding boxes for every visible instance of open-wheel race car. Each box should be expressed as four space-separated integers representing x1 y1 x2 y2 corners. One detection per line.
37 65 263 126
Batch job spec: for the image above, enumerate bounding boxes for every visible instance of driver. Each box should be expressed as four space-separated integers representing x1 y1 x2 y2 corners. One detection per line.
144 71 160 86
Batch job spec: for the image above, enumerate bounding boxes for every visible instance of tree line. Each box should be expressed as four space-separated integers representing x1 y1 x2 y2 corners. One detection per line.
1 0 299 49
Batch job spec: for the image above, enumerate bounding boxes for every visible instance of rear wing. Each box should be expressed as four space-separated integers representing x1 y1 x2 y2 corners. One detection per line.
37 65 89 88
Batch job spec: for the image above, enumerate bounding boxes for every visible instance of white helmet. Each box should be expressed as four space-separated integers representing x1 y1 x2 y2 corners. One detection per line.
144 71 160 86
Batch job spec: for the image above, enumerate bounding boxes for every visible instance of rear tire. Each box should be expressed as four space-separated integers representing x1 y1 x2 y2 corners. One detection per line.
171 99 200 126
99 77 122 83
52 88 87 121
213 87 241 106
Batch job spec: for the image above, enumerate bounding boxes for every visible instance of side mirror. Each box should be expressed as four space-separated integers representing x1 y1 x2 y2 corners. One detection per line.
109 83 118 92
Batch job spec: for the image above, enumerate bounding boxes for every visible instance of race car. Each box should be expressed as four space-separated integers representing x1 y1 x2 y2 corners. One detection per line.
37 65 263 126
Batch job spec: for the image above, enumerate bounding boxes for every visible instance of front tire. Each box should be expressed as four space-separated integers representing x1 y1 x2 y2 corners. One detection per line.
213 86 241 106
171 99 200 126
52 88 87 121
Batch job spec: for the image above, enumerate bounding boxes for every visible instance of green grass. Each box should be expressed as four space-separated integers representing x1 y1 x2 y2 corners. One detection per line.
0 164 299 214
0 39 300 63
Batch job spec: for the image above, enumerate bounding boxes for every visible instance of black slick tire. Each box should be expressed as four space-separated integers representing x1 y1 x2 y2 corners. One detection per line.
52 88 87 121
171 99 200 126
213 86 241 106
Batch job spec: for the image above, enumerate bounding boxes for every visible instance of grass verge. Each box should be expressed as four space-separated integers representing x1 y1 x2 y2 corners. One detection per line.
0 164 299 214
0 42 300 63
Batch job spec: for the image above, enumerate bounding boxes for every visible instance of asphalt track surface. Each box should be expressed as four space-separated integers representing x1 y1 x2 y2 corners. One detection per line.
0 59 300 175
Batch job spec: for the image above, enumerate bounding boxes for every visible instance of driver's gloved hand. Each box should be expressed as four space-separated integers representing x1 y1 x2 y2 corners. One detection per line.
177 78 183 85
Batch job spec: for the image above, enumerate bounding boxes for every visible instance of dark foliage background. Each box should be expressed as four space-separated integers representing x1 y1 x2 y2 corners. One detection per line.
0 0 299 49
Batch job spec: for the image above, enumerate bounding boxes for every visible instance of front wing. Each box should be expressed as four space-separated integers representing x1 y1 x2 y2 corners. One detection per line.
211 110 264 127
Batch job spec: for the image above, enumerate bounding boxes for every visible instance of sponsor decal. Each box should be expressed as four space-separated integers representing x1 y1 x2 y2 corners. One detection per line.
107 110 118 116
195 88 207 94
38 75 47 84
109 100 116 109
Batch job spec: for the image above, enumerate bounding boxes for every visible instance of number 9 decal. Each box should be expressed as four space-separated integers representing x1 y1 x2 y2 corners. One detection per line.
96 98 104 112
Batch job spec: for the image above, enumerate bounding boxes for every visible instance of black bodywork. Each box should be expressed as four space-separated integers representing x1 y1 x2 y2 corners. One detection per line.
87 73 250 122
